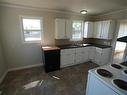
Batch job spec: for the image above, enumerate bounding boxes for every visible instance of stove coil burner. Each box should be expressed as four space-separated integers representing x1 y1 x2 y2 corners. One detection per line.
111 64 122 69
97 69 113 78
120 62 127 67
113 79 127 91
124 70 127 75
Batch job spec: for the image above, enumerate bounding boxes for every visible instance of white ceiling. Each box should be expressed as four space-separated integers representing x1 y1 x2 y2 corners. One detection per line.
1 0 127 15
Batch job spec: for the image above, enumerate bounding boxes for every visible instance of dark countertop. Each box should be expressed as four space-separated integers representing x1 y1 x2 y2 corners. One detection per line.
57 43 111 49
117 36 127 43
90 43 112 48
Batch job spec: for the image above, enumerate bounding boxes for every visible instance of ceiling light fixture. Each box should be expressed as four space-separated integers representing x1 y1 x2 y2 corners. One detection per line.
80 10 87 14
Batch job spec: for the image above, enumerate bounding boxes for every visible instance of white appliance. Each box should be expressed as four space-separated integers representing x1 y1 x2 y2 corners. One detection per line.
86 62 127 95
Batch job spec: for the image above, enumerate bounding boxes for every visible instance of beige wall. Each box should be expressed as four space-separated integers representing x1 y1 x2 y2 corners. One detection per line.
0 10 6 79
2 5 127 70
0 6 86 69
0 41 6 79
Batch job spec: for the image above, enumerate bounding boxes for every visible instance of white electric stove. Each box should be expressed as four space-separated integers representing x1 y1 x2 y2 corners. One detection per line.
86 62 127 95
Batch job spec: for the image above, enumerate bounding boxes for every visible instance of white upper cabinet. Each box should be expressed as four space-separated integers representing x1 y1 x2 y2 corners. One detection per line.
55 18 71 39
101 21 110 39
55 19 66 39
84 21 94 38
55 19 115 40
66 20 72 39
93 21 102 38
118 21 127 38
93 20 115 39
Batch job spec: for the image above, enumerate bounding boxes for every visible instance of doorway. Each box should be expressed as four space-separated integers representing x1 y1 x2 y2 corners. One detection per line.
113 20 127 64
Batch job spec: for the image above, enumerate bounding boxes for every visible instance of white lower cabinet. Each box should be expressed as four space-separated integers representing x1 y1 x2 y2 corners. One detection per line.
86 73 119 95
94 47 111 66
75 53 84 64
75 47 89 64
88 46 96 61
61 47 90 68
61 46 111 68
61 54 75 67
94 47 102 64
82 47 89 62
61 49 75 68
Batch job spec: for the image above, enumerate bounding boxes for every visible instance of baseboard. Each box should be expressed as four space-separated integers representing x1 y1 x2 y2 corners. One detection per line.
0 63 43 84
0 71 8 84
8 63 43 72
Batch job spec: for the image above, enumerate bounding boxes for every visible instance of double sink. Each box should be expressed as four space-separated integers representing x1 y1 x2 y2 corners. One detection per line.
57 44 91 49
57 43 111 49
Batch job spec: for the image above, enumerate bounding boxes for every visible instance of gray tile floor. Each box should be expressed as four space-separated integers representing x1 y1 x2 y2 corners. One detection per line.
0 62 98 95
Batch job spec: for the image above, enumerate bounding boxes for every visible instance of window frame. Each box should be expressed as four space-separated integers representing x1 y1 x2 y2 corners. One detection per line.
20 16 43 43
70 20 84 41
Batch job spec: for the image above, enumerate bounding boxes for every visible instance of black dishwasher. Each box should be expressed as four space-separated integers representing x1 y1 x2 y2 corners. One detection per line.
43 49 60 72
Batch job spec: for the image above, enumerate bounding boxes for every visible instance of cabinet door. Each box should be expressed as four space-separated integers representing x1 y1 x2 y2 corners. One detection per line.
84 22 93 38
55 19 66 39
101 20 110 39
100 48 111 65
93 21 102 38
82 47 89 62
84 22 88 38
75 53 84 64
66 20 72 39
75 47 89 64
61 54 75 68
88 47 96 61
94 48 102 65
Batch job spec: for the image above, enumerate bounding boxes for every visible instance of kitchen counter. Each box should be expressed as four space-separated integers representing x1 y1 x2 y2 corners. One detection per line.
42 43 112 70
42 46 60 51
57 43 111 49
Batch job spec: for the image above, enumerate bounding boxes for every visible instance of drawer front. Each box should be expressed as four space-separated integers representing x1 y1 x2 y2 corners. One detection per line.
61 48 75 54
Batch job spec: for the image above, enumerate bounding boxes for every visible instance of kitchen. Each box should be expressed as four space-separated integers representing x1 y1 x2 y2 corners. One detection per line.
0 0 127 95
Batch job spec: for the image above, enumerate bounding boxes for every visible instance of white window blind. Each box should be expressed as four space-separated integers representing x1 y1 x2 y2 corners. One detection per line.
21 17 42 42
